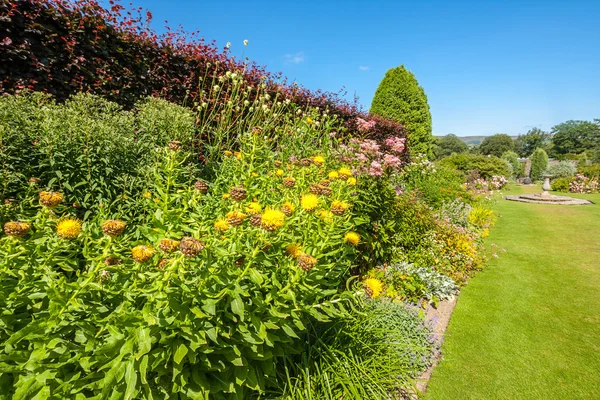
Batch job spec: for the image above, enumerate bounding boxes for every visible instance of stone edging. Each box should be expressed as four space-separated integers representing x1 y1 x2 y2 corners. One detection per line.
413 297 458 395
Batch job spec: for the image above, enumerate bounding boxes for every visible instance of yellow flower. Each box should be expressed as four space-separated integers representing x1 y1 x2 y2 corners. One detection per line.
301 194 319 212
56 218 82 239
346 177 357 186
245 202 262 214
234 151 242 159
132 245 155 263
338 167 352 179
226 210 247 226
222 193 230 200
364 278 384 298
261 208 286 231
344 231 360 246
276 169 284 176
331 200 350 216
251 172 258 177
286 243 303 259
317 209 334 223
224 150 233 156
159 238 180 253
39 191 63 208
306 117 313 125
143 192 152 198
312 155 325 166
281 201 295 216
214 218 230 232
328 171 339 180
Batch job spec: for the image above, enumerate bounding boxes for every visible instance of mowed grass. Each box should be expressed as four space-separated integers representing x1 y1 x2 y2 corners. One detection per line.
426 185 600 399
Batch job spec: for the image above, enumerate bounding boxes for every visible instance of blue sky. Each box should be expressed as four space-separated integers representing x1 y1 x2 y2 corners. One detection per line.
132 0 599 136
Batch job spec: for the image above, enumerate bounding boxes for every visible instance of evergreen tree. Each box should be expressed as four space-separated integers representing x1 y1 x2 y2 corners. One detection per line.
370 65 432 156
530 148 549 180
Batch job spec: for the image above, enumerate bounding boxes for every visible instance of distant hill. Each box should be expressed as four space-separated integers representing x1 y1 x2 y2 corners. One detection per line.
434 135 518 146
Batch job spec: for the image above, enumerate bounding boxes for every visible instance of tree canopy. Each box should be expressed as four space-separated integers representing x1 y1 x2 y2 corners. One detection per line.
514 128 551 157
433 134 469 159
551 120 600 156
478 134 514 157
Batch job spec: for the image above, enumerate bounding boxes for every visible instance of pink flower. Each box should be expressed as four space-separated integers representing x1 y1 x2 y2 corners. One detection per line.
383 154 402 169
369 161 383 176
356 117 376 133
359 139 380 155
385 136 406 153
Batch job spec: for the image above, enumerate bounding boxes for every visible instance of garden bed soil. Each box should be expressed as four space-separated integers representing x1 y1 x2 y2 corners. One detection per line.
414 297 458 394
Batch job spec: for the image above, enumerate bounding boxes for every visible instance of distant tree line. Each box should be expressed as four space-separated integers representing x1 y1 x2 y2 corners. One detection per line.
433 118 600 162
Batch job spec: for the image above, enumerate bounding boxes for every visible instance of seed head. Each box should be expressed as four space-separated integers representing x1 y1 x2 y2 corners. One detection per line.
132 245 155 262
101 220 127 237
179 237 205 257
3 221 31 237
39 191 63 208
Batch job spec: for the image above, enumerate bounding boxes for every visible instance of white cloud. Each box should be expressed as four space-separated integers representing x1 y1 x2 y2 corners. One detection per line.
359 66 370 71
284 52 305 64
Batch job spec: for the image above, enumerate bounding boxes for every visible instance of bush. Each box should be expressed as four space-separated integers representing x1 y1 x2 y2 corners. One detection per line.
569 174 599 193
439 153 510 180
399 157 474 208
578 163 600 179
502 151 520 178
546 161 577 179
551 177 571 192
391 192 487 285
530 148 549 180
366 262 459 306
0 92 199 220
370 65 432 156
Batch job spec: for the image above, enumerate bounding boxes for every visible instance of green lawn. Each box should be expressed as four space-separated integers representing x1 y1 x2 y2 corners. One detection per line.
426 185 600 400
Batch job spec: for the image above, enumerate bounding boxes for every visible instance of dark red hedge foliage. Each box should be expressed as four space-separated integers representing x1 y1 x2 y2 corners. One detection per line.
0 0 408 157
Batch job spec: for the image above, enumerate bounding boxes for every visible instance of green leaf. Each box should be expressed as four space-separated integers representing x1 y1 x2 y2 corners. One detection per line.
124 362 137 400
174 343 188 364
230 296 244 321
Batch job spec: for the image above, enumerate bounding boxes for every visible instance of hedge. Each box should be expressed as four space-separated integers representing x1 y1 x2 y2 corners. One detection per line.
0 0 407 152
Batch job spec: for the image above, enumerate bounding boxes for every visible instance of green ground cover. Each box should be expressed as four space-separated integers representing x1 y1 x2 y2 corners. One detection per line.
426 185 600 399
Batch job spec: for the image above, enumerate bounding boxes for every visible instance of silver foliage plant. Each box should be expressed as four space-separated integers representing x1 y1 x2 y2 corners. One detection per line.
385 261 460 301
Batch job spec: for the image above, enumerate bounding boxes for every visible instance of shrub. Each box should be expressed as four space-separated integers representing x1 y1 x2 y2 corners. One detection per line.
370 65 432 156
439 153 510 180
399 157 474 208
366 262 459 306
578 163 600 179
502 151 520 178
530 148 549 180
275 301 436 399
392 192 486 285
569 174 599 193
551 177 571 192
545 161 577 179
0 92 199 222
